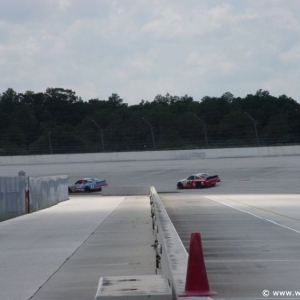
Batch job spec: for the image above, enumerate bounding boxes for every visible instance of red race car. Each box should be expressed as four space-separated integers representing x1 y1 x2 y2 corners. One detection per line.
177 173 220 189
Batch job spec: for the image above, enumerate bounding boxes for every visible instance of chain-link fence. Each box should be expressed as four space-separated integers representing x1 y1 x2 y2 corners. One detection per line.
0 123 299 156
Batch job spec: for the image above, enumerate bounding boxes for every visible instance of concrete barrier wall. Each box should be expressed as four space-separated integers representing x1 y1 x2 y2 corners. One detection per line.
0 145 300 165
28 175 69 213
0 177 26 221
150 186 201 300
102 185 183 296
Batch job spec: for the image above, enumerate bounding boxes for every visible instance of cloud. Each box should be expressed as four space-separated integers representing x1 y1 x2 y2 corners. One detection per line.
186 52 237 75
127 54 155 74
207 3 235 28
141 7 183 37
140 3 238 38
0 0 299 104
280 45 300 62
262 69 300 100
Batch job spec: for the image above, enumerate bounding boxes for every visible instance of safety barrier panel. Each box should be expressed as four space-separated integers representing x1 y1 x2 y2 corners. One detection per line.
0 176 26 221
28 175 69 213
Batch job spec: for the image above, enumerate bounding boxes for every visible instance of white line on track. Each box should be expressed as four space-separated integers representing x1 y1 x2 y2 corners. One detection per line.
204 196 300 235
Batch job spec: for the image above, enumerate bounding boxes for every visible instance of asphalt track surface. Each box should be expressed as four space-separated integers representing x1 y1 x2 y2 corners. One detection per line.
2 155 300 299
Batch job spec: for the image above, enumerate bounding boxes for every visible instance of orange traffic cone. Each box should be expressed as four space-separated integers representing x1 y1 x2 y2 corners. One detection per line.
180 232 217 297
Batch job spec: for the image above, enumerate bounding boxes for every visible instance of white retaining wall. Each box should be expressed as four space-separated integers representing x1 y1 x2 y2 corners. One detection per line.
28 175 69 213
0 145 300 165
0 176 26 221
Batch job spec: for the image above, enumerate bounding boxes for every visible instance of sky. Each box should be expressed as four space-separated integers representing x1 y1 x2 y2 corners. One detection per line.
0 0 299 105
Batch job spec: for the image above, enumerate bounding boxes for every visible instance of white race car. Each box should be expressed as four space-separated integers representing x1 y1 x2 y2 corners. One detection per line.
68 178 107 193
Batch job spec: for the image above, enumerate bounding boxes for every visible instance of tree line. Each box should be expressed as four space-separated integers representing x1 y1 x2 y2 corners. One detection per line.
0 87 299 155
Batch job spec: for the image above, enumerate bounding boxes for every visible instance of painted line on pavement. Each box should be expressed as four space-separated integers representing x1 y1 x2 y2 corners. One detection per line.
204 196 300 235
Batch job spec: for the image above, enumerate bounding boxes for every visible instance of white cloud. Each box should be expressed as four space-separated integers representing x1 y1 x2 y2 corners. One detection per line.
0 0 299 103
72 80 99 100
262 69 300 99
186 52 237 75
140 3 238 38
127 56 155 74
207 3 235 28
141 7 183 37
240 9 260 21
58 0 72 10
280 45 300 62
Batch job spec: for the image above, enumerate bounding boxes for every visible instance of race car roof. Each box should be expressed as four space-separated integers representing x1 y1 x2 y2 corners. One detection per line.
83 178 103 182
193 173 210 177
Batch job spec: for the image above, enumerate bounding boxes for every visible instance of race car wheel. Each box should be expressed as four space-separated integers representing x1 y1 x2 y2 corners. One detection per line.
177 182 184 189
85 186 91 193
68 187 72 193
196 182 202 189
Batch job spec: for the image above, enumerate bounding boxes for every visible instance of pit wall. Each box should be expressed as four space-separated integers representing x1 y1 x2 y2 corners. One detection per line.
149 186 207 300
102 186 193 299
0 145 300 165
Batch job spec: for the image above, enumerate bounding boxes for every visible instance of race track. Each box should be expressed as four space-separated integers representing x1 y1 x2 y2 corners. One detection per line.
3 155 300 299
